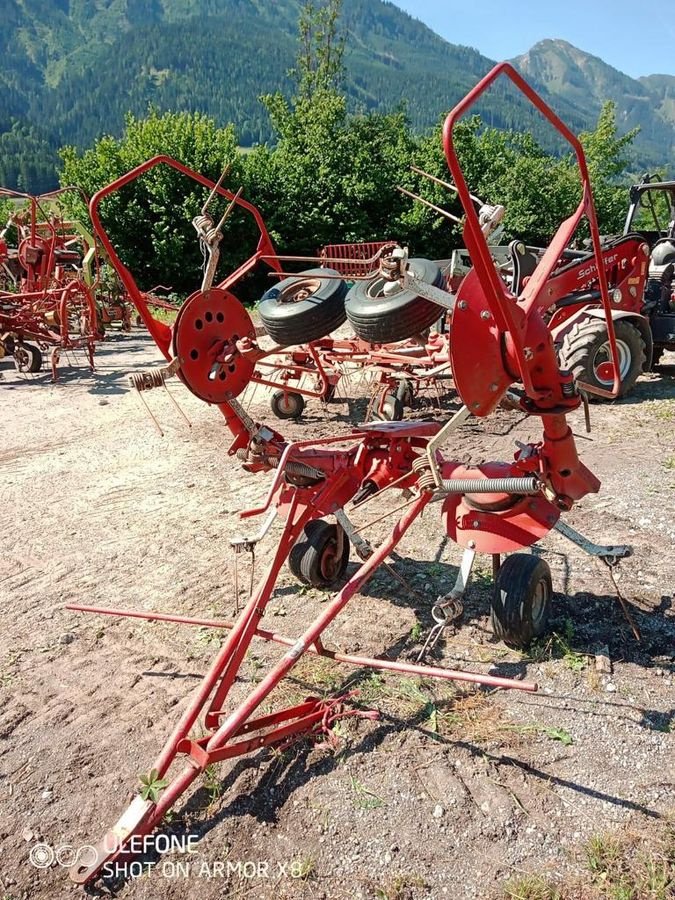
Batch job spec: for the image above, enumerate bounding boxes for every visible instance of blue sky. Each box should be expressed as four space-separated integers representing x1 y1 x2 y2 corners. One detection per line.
393 0 675 79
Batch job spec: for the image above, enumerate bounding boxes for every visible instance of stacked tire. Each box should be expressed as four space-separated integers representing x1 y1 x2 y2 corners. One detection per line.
344 258 444 343
257 268 348 346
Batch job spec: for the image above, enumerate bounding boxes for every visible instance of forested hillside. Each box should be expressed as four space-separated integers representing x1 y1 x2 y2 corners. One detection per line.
1 0 674 193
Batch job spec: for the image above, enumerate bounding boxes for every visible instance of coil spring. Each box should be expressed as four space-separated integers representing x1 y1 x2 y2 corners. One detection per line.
129 368 166 392
411 454 436 492
235 448 324 482
192 213 220 244
440 476 540 495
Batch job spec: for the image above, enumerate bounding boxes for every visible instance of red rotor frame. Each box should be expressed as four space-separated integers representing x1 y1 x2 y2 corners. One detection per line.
66 66 625 887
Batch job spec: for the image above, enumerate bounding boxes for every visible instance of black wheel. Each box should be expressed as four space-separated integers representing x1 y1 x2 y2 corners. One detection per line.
345 258 444 343
257 268 348 346
270 390 305 419
13 343 43 373
396 377 414 408
375 393 403 421
322 381 337 402
558 318 645 399
490 554 553 648
287 520 350 588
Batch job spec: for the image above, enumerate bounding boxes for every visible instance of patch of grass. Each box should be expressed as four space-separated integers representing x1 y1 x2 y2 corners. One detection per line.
291 855 316 881
375 874 427 899
525 620 587 672
150 306 178 325
503 873 561 899
584 827 675 899
654 403 674 421
663 455 675 470
349 776 385 810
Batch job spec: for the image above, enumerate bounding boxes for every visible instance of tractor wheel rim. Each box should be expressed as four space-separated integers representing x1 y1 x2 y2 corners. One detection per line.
14 348 30 370
280 278 321 304
280 394 298 413
366 276 403 300
531 580 549 629
592 338 631 386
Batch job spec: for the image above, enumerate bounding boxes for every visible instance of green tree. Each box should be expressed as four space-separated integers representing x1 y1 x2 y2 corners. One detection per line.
247 0 418 255
406 102 639 254
59 109 244 292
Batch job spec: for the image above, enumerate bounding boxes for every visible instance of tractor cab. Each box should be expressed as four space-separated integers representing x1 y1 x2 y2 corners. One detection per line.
623 176 675 361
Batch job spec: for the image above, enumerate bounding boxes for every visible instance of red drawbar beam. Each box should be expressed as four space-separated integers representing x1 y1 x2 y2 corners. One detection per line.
66 600 537 694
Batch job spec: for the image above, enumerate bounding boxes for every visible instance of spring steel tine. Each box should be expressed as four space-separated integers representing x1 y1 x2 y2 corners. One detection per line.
201 163 231 215
162 383 192 428
215 185 244 233
396 187 462 223
135 391 164 437
410 165 484 206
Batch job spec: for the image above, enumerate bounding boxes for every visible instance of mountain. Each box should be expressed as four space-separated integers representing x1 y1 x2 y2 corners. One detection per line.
0 3 673 193
512 39 675 169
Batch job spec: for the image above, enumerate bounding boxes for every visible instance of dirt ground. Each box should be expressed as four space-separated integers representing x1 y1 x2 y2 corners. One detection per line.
0 331 674 900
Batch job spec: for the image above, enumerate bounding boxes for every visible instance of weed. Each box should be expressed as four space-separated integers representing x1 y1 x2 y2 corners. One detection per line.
350 776 385 809
409 621 423 642
291 855 316 881
503 873 561 899
663 455 675 470
542 726 574 746
375 874 427 899
138 768 168 802
203 764 223 804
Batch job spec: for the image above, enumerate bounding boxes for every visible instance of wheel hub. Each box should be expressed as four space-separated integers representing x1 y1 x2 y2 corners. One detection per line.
592 338 631 387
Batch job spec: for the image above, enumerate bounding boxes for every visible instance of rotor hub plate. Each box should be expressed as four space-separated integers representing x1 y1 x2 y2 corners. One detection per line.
173 288 256 403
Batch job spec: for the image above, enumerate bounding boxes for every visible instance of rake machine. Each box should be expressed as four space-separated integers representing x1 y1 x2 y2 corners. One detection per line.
0 187 101 380
67 64 633 885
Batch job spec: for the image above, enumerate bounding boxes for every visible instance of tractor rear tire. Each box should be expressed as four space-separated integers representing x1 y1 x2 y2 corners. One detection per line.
345 258 444 343
13 343 43 373
490 554 552 649
288 520 350 588
558 319 645 399
257 268 348 346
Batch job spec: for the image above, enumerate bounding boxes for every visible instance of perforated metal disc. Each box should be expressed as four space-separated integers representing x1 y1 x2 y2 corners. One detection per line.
173 288 255 403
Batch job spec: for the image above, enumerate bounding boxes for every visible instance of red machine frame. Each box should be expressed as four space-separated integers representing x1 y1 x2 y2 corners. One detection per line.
66 64 629 886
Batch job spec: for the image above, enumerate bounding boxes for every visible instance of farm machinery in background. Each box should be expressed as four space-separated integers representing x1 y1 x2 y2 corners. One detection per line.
65 63 637 886
621 174 675 366
253 168 658 423
0 187 101 379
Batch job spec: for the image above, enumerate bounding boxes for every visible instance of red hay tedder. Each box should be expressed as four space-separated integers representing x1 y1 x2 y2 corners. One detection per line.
66 64 634 885
0 187 102 380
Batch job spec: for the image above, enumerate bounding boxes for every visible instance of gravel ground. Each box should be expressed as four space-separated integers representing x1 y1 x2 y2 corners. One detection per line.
0 331 673 900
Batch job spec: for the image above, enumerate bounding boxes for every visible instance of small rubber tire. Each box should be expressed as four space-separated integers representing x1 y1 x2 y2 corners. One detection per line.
375 393 403 421
287 520 350 588
490 554 553 649
345 258 444 343
270 389 305 419
13 343 43 373
558 318 646 400
396 377 414 408
258 268 348 346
